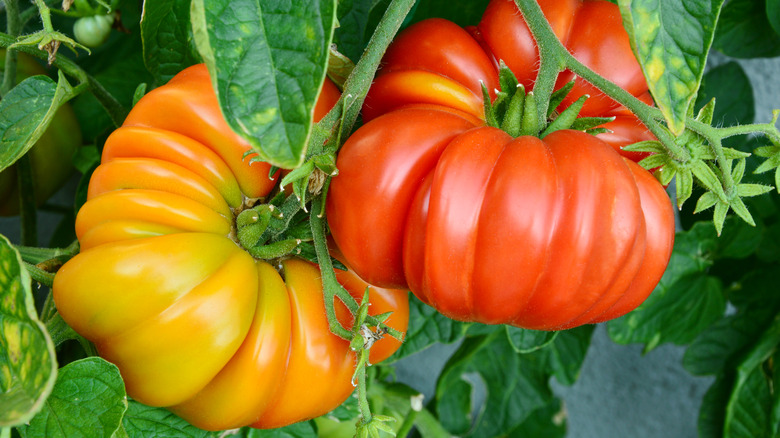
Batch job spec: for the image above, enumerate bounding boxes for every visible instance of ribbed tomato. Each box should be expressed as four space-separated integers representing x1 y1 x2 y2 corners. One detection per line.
327 106 674 330
326 0 675 330
52 64 408 430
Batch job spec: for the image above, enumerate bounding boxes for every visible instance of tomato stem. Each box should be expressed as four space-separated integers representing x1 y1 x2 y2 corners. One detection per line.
1 0 21 96
310 195 359 340
512 0 690 161
16 154 38 246
308 0 417 157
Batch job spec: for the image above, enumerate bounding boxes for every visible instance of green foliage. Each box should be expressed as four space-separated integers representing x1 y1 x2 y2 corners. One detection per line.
618 0 724 135
0 236 57 427
0 73 79 172
386 296 464 363
190 0 337 169
714 0 780 59
16 358 126 438
140 0 200 86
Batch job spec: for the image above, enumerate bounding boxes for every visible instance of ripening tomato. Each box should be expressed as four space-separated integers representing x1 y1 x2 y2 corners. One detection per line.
0 50 82 215
53 64 408 430
327 107 674 330
327 0 675 330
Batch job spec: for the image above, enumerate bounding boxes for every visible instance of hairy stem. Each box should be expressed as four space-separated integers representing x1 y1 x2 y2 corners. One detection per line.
356 363 372 424
32 0 56 32
310 0 417 156
2 0 21 96
310 195 358 340
512 0 690 162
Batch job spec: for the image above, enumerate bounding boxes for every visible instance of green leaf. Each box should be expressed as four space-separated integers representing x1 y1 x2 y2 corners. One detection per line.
0 73 79 173
385 296 464 363
505 327 557 354
695 61 755 127
17 358 126 438
140 0 200 85
725 353 776 437
769 0 780 35
621 140 666 153
698 375 732 438
540 325 595 386
618 0 724 135
121 400 213 437
714 0 780 58
683 274 779 375
435 333 553 437
608 223 726 351
191 0 337 168
714 216 765 259
0 235 57 427
737 184 773 198
506 399 567 438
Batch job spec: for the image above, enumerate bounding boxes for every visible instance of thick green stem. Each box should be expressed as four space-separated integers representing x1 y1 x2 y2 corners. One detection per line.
356 364 372 424
32 0 56 32
311 0 417 156
17 154 38 246
310 196 358 340
2 0 21 96
310 196 404 342
87 74 128 126
24 261 55 287
513 0 566 130
15 240 79 264
394 406 419 438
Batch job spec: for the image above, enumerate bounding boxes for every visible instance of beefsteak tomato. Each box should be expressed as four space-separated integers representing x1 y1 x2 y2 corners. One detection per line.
52 64 408 430
326 0 675 330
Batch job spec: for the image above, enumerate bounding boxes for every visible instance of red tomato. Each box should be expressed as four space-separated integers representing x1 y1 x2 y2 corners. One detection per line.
327 106 674 330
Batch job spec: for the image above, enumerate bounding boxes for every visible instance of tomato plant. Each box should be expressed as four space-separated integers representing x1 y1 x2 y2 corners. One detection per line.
1 0 780 437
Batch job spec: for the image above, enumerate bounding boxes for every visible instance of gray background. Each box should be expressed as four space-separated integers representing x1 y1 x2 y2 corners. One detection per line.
1 53 777 438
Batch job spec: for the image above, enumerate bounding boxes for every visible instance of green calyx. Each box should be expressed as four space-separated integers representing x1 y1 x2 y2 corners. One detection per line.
234 192 312 261
483 62 615 139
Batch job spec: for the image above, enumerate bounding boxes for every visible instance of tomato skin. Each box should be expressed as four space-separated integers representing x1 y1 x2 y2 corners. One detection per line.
328 112 674 329
0 51 82 216
53 64 408 430
362 18 499 122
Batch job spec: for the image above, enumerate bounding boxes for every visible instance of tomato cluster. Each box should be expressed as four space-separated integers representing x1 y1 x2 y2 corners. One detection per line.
327 0 675 330
52 64 408 430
